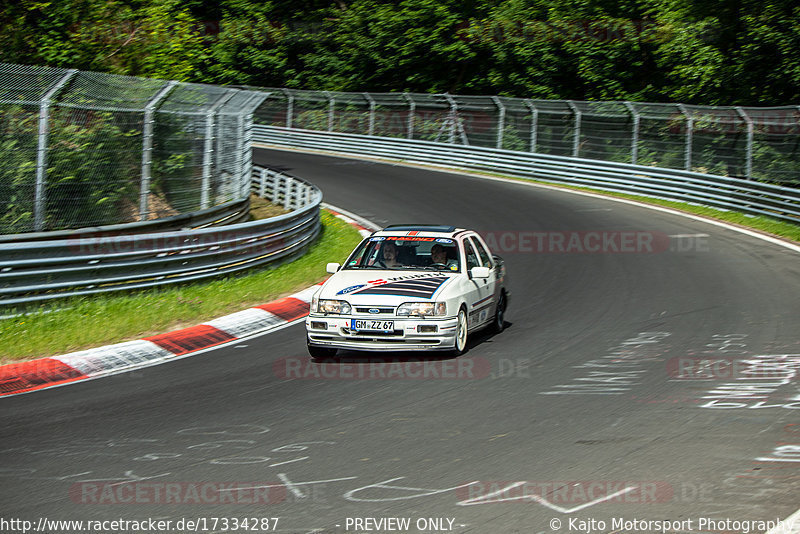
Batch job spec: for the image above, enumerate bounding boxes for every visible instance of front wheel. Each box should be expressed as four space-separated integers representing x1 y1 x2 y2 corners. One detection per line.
307 338 337 359
449 307 469 356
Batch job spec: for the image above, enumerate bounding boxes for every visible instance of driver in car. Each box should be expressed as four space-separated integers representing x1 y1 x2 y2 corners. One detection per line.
430 244 459 270
378 240 402 268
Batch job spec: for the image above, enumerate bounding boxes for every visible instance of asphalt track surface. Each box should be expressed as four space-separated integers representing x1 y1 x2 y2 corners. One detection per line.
2 148 799 534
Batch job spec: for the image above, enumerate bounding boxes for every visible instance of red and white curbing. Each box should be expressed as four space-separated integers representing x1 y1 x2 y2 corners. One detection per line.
0 207 377 398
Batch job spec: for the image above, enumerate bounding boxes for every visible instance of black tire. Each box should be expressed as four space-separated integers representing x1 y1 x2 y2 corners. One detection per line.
489 292 506 334
449 307 469 356
307 339 337 359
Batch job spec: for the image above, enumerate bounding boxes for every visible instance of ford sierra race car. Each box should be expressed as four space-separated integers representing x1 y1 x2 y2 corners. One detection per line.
305 225 509 358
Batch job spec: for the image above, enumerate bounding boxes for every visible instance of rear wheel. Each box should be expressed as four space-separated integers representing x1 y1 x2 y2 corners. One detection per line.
489 292 506 334
449 307 469 356
307 338 337 359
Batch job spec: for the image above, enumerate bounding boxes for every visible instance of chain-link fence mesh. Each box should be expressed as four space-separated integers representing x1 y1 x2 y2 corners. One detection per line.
253 88 800 187
0 63 267 235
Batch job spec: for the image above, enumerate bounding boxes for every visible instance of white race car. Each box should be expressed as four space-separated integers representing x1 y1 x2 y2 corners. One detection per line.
305 225 510 358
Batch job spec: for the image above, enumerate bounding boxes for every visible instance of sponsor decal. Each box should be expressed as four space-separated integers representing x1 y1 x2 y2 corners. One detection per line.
332 273 453 299
385 236 436 242
336 284 367 295
350 275 450 298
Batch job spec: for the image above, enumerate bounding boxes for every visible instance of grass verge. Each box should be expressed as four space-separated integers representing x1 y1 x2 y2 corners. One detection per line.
0 209 363 364
531 180 800 242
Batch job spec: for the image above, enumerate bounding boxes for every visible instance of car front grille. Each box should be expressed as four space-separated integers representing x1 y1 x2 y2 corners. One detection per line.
354 307 395 315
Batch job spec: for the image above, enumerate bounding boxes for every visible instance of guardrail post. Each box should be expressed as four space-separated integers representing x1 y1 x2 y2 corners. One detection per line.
284 175 293 209
624 101 640 165
524 100 538 153
677 104 693 172
271 171 281 206
202 90 237 209
735 107 754 179
34 69 77 231
259 167 267 198
364 93 376 136
403 93 416 139
566 100 581 158
492 96 506 149
140 81 179 221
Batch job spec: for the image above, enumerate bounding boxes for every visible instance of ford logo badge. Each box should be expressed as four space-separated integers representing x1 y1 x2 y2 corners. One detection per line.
368 308 381 314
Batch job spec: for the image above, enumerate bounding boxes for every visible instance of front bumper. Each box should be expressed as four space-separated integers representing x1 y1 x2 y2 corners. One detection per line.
306 314 459 351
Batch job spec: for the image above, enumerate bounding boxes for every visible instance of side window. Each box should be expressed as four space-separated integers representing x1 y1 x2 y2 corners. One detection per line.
464 239 480 271
470 236 492 268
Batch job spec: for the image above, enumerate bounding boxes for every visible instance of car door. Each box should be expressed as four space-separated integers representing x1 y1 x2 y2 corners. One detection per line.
463 236 494 329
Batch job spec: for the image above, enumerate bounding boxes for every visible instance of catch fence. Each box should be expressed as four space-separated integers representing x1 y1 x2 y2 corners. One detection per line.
253 90 800 187
0 63 267 235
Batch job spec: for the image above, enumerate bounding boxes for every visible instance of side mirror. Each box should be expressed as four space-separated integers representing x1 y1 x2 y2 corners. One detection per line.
470 266 490 279
326 262 341 274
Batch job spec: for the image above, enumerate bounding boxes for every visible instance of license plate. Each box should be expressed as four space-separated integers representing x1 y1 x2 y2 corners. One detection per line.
351 319 394 333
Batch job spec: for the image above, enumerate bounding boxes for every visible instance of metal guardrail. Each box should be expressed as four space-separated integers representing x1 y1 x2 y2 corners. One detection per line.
0 199 252 244
0 166 321 308
253 126 800 225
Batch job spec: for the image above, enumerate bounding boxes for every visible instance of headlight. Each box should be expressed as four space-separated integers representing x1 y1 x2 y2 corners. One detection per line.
317 299 352 315
396 302 446 317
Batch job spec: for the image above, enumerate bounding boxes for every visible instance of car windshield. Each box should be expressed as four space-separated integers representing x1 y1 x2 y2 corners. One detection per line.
343 237 461 272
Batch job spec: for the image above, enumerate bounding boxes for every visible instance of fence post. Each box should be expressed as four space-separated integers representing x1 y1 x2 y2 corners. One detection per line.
444 93 456 144
236 95 263 201
524 100 538 153
677 104 693 171
735 107 753 179
364 93 376 136
139 81 178 222
281 88 294 129
403 93 416 139
566 100 581 158
33 69 77 231
324 91 335 132
492 96 505 149
201 89 237 209
623 101 640 165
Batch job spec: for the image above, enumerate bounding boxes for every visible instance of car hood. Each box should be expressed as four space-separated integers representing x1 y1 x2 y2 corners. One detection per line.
319 270 457 303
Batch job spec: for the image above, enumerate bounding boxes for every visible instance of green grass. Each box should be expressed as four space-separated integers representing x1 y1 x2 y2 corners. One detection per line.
534 181 800 243
0 210 363 363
